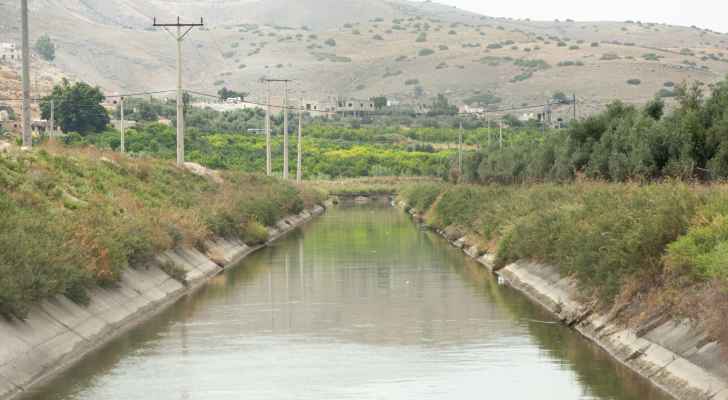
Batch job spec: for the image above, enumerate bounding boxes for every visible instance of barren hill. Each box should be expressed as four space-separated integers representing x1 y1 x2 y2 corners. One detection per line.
2 0 728 115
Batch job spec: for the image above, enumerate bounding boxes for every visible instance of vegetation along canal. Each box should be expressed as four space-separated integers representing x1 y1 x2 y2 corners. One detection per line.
21 202 672 400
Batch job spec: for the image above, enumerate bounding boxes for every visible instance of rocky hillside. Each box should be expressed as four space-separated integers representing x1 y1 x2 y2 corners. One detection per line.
1 0 728 115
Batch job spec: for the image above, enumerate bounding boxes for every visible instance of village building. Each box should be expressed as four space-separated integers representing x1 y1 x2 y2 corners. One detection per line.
0 43 18 62
335 97 375 115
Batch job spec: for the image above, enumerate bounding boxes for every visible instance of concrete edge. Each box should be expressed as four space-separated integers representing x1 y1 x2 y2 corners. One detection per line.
0 203 330 400
399 202 728 400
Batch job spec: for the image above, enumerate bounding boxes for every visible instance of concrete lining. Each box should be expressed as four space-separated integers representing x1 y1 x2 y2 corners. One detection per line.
0 203 329 400
404 201 728 400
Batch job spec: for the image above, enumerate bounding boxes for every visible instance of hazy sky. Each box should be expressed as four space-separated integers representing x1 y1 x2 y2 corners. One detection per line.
437 0 728 33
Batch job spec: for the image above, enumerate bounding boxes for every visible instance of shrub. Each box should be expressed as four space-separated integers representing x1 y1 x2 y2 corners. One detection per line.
627 78 642 85
418 48 435 56
416 32 427 42
324 38 337 47
601 52 620 60
405 78 420 85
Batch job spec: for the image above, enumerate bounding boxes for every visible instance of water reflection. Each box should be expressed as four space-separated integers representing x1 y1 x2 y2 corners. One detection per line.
22 203 671 400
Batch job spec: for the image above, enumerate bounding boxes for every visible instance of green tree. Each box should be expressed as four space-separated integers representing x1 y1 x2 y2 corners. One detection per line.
40 79 109 134
428 94 457 116
217 87 247 101
372 96 388 109
34 34 56 61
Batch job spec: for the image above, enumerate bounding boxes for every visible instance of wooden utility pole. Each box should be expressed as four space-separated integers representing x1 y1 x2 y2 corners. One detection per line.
486 111 491 147
153 17 204 167
458 121 463 175
265 80 272 176
49 99 54 138
21 0 32 147
261 78 293 177
120 96 125 153
283 80 289 179
296 97 303 183
499 120 503 149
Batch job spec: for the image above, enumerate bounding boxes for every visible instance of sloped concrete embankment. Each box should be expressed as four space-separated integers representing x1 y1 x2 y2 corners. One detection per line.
401 203 728 400
0 203 330 400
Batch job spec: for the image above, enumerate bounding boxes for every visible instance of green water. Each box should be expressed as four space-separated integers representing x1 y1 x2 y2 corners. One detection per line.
22 202 672 400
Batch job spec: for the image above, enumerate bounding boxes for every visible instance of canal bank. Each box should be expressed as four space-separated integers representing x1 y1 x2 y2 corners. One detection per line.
0 200 333 400
399 202 728 400
15 202 677 400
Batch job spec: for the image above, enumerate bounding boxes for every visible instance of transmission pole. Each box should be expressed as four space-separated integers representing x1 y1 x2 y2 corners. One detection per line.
49 99 54 138
265 80 272 176
153 17 204 167
120 96 125 153
283 80 289 179
21 0 32 148
458 121 463 175
499 120 503 149
296 97 303 183
262 78 292 177
486 111 491 147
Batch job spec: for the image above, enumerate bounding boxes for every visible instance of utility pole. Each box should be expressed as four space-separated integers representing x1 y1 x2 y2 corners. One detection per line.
262 78 293 177
296 97 303 183
120 96 125 153
458 121 463 175
153 16 204 167
265 80 272 176
283 80 289 179
21 0 32 148
499 120 503 149
486 111 491 147
49 99 54 139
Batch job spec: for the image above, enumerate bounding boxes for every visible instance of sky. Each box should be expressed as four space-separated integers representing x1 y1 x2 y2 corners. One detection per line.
437 0 728 33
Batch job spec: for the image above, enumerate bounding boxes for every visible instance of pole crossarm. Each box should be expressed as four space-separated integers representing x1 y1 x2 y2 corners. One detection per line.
152 17 204 27
152 16 204 167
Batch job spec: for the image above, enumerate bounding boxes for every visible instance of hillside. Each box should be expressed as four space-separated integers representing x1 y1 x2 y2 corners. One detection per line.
2 0 728 115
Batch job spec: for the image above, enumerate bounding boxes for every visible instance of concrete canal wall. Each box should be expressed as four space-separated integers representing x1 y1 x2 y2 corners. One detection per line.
0 203 330 400
402 203 728 400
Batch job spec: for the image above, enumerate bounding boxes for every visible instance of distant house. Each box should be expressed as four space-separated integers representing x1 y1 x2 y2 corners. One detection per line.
519 112 537 122
302 99 336 117
460 105 485 114
336 97 375 115
111 119 137 130
224 97 243 104
0 43 18 62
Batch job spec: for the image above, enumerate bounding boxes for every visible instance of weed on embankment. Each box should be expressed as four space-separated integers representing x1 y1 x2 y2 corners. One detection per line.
0 144 326 320
400 182 728 348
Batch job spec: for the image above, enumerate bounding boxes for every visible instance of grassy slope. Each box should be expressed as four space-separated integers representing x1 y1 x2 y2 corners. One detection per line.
0 144 326 320
400 182 728 348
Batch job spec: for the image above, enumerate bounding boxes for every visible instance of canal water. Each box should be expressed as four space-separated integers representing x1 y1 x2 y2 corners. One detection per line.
22 201 672 400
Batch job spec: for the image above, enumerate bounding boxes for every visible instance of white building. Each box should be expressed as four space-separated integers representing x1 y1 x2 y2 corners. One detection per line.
0 43 18 62
336 97 375 115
